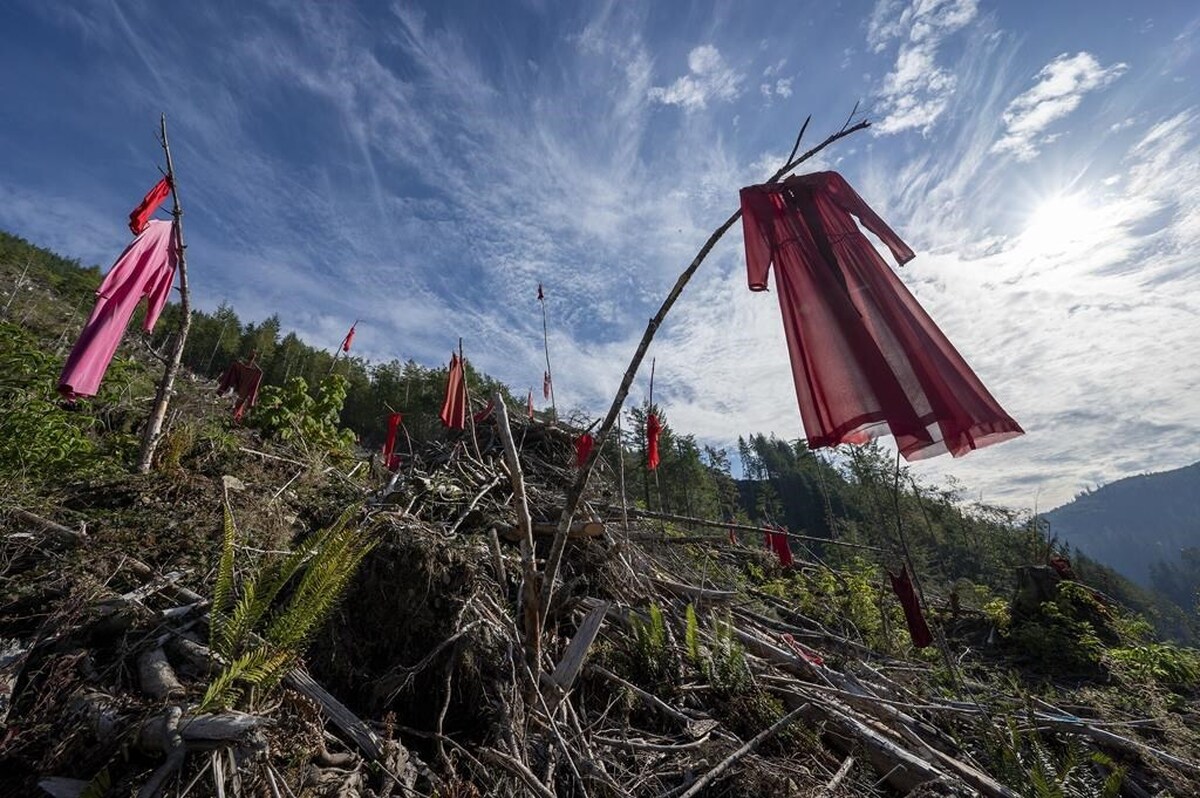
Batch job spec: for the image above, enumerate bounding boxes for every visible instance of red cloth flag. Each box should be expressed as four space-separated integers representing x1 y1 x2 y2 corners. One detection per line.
769 526 794 568
888 566 933 648
382 412 403 471
472 397 495 424
340 322 357 353
646 412 662 471
439 353 467 430
574 433 594 467
527 389 535 419
739 171 1023 460
537 283 544 301
128 176 171 236
218 359 264 422
543 370 552 400
781 633 825 667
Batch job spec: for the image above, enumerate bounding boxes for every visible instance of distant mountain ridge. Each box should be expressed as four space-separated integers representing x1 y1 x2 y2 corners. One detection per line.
1045 461 1200 586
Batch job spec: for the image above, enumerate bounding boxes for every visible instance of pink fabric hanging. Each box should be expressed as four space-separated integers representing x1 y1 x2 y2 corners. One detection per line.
740 171 1023 461
543 370 552 400
59 220 179 399
340 322 357 353
527 389 535 419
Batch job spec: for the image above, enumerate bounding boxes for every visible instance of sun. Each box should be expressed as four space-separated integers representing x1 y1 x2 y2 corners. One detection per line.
1020 193 1104 256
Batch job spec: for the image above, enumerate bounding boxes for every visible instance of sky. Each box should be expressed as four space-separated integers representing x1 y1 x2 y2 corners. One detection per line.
1 0 1198 510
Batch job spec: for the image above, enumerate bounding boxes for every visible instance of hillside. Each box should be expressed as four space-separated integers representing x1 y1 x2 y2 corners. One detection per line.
3 229 1200 796
1046 463 1200 593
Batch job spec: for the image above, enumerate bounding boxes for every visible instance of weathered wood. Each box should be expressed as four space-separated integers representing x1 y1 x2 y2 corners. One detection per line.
621 506 884 552
817 756 854 798
283 669 384 761
138 647 184 701
498 520 605 542
799 699 949 793
138 708 266 754
672 704 808 798
0 637 30 724
492 391 542 674
38 778 89 798
546 602 609 711
651 577 737 603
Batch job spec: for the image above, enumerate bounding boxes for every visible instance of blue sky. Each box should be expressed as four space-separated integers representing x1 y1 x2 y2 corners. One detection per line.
2 0 1198 509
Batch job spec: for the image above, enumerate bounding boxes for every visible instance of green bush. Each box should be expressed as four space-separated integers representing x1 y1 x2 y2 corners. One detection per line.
250 374 356 457
0 323 108 482
1107 643 1200 690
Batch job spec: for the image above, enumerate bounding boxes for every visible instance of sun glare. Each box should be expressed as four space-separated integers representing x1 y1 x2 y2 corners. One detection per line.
1021 193 1103 256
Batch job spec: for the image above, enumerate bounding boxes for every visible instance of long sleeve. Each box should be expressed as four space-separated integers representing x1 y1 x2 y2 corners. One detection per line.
739 189 778 291
819 172 915 266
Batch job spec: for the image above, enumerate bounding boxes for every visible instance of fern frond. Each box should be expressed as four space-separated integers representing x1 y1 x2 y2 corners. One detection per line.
210 499 239 651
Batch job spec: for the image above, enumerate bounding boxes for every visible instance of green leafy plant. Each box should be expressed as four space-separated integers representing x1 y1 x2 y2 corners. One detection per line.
0 323 103 481
1107 643 1200 690
251 374 356 456
201 500 375 711
987 720 1124 798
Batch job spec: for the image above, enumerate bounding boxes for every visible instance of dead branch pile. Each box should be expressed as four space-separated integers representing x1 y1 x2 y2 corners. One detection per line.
3 404 1198 797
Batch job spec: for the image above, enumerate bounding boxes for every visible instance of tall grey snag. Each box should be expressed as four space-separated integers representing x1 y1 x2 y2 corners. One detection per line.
137 113 193 473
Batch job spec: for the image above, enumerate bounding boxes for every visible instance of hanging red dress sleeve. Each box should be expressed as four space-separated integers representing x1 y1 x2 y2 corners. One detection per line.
739 190 778 291
818 172 915 266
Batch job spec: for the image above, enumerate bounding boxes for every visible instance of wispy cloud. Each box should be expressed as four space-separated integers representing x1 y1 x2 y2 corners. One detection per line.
992 52 1128 160
868 0 979 134
2 0 1198 512
649 44 744 111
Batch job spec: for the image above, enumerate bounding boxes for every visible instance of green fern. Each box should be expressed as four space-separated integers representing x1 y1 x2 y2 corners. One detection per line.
79 766 112 798
202 502 375 711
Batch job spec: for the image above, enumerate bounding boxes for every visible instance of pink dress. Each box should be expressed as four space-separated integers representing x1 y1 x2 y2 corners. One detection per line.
58 220 179 399
740 172 1023 460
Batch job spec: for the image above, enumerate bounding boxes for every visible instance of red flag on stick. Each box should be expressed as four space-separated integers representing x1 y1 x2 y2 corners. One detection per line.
527 389 535 419
537 283 544 301
340 322 357 353
646 412 662 471
382 412 403 470
574 433 594 467
889 566 933 648
439 353 467 430
129 176 172 236
543 370 552 400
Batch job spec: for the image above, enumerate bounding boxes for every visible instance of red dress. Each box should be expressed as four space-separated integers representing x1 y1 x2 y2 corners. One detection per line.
740 172 1023 460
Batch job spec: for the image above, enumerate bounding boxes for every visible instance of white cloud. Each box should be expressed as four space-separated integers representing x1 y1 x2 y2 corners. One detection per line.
649 44 744 111
760 77 793 100
992 52 1128 160
869 0 979 134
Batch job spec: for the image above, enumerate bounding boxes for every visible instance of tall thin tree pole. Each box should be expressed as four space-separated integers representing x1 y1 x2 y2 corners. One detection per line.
204 309 231 373
539 285 557 419
137 114 192 473
2 256 33 318
539 114 870 619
